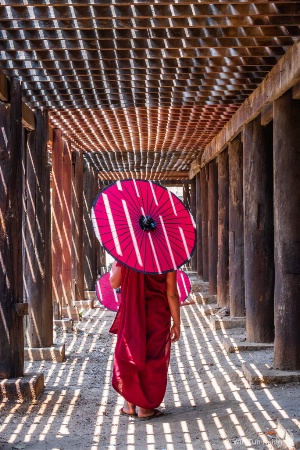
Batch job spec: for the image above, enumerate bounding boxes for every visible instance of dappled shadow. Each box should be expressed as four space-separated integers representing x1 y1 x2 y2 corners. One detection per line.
1 279 300 450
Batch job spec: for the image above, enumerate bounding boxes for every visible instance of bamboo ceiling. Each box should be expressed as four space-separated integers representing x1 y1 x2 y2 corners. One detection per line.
1 1 300 180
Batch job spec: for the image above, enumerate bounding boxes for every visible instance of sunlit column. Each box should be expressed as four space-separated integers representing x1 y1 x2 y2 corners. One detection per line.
190 177 197 272
0 77 24 377
61 139 73 308
273 89 300 370
243 116 274 343
71 148 84 301
228 135 245 317
200 167 209 281
51 128 64 319
196 172 203 278
208 158 218 294
217 148 229 307
23 109 53 347
83 160 100 290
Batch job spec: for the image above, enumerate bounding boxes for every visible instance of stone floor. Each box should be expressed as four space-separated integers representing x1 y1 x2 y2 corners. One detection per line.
0 274 299 450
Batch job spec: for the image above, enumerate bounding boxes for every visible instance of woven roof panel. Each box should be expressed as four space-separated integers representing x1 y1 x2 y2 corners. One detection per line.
1 1 300 179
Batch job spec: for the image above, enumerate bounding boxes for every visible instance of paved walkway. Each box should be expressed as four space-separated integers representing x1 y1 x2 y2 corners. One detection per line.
1 275 300 450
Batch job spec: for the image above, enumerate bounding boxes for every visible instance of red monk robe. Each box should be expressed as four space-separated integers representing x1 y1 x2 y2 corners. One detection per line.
109 264 172 409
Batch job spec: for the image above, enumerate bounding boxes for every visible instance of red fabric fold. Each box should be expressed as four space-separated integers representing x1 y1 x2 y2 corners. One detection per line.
109 264 171 409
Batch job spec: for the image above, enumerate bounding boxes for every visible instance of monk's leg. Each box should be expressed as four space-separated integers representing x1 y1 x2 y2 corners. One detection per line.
121 400 136 415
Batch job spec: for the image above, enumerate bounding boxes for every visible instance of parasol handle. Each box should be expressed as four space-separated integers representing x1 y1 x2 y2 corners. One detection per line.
139 215 156 231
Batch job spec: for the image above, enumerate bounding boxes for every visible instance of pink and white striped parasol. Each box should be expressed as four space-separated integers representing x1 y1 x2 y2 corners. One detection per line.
92 179 196 274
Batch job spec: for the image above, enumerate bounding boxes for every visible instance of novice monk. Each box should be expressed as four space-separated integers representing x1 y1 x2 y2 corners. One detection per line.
109 261 180 419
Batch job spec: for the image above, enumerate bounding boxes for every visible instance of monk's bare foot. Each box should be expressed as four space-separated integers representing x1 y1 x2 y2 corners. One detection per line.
138 408 164 419
120 401 136 416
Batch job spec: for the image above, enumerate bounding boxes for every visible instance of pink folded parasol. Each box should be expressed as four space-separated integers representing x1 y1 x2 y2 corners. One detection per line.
95 272 121 312
96 268 190 312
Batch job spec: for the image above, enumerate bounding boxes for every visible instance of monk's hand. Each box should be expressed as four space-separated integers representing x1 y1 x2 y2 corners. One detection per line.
170 324 180 343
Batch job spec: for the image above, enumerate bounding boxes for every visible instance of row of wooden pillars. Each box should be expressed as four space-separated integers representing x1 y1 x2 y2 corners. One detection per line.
192 89 300 371
0 78 104 379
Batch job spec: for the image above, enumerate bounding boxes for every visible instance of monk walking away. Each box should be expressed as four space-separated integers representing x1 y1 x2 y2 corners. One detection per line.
109 261 180 420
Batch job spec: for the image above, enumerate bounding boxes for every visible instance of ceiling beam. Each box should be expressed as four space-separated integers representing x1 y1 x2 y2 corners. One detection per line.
193 39 300 173
98 171 189 181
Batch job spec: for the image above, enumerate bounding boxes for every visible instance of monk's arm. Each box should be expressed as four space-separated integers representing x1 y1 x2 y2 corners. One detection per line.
166 271 180 342
110 261 122 288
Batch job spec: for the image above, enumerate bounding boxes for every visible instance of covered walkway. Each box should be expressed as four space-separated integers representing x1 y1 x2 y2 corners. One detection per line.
1 2 300 449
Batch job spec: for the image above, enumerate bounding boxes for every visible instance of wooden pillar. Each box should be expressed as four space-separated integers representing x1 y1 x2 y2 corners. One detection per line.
98 181 107 275
0 78 24 378
217 149 229 307
200 167 209 281
190 178 197 271
273 90 300 370
244 117 274 342
61 140 73 307
83 160 99 290
183 184 191 211
208 159 218 294
24 110 53 347
51 129 64 319
196 172 203 278
72 149 84 301
228 136 245 317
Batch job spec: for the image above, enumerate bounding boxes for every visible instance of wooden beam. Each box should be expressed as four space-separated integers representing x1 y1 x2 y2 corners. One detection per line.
98 171 190 181
292 79 300 99
0 71 9 102
22 101 35 131
1 71 36 131
261 103 273 126
188 159 201 179
199 39 300 168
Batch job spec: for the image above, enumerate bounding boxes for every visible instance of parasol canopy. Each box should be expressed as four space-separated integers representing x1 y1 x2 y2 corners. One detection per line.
95 271 121 312
177 270 191 304
92 179 196 274
95 268 191 312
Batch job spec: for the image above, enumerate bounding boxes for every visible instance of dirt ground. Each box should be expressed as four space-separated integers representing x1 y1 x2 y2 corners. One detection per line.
1 274 300 450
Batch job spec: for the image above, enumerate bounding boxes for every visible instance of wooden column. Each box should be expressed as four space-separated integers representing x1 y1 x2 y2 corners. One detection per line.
228 136 245 317
61 140 73 307
244 117 274 342
24 110 53 347
196 172 203 278
217 149 229 307
182 184 191 211
273 90 300 370
200 167 209 281
208 159 218 294
98 181 107 275
51 128 64 319
83 161 99 290
72 149 84 301
0 78 24 378
190 178 197 271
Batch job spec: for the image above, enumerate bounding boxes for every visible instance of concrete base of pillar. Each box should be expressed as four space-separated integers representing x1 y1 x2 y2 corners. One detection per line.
242 362 300 385
54 318 73 332
24 344 65 362
190 292 217 305
211 316 246 330
277 418 300 449
75 299 95 309
84 290 97 300
0 373 44 402
62 306 80 321
196 304 218 316
222 338 274 353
